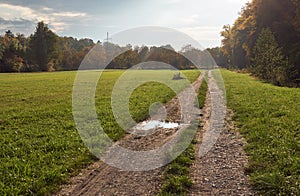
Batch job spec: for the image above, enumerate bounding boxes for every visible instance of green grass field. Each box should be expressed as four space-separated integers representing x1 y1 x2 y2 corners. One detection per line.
222 70 300 195
0 70 200 195
2 69 298 195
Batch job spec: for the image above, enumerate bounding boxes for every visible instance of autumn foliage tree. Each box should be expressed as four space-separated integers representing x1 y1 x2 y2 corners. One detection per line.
0 30 28 72
220 0 300 86
0 22 96 72
0 21 205 72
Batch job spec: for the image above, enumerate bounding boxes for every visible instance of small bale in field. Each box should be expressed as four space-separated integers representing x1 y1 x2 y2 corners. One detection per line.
172 72 185 80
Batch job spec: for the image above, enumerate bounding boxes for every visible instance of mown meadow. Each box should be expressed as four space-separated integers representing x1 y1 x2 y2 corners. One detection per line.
222 70 300 195
0 70 200 195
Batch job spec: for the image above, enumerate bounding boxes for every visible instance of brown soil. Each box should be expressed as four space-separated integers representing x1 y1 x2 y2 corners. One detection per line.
189 76 255 195
56 76 203 196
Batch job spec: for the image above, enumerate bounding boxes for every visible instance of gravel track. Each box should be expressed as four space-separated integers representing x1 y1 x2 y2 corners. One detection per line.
189 71 254 195
57 71 254 195
57 75 203 196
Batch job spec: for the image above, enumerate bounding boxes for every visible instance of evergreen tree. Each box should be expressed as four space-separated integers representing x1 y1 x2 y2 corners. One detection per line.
221 0 300 86
252 28 288 85
29 21 58 71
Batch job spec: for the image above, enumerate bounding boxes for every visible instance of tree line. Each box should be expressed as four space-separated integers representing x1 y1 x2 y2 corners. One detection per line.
0 22 95 72
1 21 216 73
213 0 300 87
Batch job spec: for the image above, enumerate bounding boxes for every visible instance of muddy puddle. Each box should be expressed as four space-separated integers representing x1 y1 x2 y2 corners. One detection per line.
130 120 181 136
134 120 180 130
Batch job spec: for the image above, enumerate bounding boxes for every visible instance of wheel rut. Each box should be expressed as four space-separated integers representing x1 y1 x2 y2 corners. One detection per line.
189 71 254 195
57 71 254 195
57 75 203 196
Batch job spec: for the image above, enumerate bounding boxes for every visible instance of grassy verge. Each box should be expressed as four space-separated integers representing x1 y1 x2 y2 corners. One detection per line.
159 141 195 196
159 78 208 195
0 70 199 195
221 69 300 195
197 79 208 109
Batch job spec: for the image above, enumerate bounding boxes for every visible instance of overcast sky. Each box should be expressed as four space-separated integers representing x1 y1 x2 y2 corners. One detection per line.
0 0 249 48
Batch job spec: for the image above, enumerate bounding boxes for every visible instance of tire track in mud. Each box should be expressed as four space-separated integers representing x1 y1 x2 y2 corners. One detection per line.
189 70 254 195
57 75 203 196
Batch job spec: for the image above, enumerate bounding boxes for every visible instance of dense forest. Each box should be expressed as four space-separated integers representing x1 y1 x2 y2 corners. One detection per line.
213 0 300 87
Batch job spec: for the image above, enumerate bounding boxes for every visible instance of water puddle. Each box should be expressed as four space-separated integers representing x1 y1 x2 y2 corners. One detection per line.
134 120 179 131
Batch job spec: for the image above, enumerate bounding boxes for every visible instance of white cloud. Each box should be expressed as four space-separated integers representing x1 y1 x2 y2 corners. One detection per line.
0 3 88 33
42 7 53 11
0 24 9 30
179 26 222 47
180 14 200 25
224 0 250 4
0 3 36 21
49 22 68 32
52 12 86 17
165 0 184 4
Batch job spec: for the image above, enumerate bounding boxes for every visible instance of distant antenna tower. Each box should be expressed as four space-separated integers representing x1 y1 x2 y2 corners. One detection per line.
104 32 112 43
